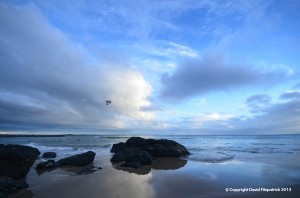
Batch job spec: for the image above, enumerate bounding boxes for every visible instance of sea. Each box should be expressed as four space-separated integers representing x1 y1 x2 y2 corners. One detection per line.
1 134 299 164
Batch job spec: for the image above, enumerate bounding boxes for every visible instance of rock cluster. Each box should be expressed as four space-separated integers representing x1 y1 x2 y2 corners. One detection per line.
0 144 97 195
110 137 190 168
35 151 96 175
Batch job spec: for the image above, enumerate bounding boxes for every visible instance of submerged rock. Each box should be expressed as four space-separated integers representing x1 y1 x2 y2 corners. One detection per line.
58 151 96 166
110 137 190 170
0 176 28 194
0 144 40 179
42 152 56 158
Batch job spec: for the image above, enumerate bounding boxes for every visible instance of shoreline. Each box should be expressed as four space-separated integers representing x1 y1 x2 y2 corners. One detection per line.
9 154 300 198
1 136 300 198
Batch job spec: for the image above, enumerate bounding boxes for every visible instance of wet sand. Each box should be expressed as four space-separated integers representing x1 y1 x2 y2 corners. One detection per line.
9 153 300 198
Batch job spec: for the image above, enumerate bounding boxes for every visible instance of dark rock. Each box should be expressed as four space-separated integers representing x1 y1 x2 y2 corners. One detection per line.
125 149 153 165
110 137 189 173
111 148 152 165
110 142 125 153
0 176 28 194
58 151 96 166
0 144 40 179
111 137 190 157
42 152 56 158
36 160 59 170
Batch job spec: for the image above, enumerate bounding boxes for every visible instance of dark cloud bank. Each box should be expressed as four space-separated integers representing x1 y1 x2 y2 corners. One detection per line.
160 54 293 102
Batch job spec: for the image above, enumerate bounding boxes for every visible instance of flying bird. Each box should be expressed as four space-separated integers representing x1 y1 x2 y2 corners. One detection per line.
105 100 112 105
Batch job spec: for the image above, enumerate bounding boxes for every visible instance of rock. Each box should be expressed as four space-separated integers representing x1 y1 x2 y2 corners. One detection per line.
36 160 59 170
111 137 190 157
0 176 28 194
110 137 189 172
127 137 190 157
111 148 152 165
110 142 125 153
58 151 96 166
42 152 56 158
0 144 40 179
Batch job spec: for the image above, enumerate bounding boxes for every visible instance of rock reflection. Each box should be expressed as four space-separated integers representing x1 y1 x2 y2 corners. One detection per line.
114 165 151 175
59 165 101 175
36 164 101 176
112 157 187 175
152 157 187 170
7 189 33 198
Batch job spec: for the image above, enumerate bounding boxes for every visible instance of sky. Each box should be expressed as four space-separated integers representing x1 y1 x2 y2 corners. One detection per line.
0 0 299 135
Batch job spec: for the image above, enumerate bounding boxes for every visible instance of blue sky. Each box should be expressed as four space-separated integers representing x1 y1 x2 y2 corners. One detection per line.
0 0 299 134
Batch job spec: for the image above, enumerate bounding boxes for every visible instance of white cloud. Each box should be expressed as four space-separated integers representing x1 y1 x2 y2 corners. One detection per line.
0 3 154 131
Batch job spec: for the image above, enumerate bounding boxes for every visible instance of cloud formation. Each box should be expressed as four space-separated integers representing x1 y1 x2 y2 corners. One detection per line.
239 92 300 134
160 54 293 101
246 94 272 113
0 3 153 131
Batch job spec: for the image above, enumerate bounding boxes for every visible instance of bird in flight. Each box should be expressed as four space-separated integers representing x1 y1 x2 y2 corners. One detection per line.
105 100 112 105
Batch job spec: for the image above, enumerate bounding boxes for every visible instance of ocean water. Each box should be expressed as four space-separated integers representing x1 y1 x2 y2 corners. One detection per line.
1 134 300 198
1 134 299 163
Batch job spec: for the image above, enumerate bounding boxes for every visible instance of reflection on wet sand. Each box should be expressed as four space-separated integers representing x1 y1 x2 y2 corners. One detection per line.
8 189 33 198
36 164 101 176
113 157 187 175
26 168 156 198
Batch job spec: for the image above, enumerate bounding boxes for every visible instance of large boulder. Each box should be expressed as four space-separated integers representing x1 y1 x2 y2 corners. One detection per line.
111 137 190 157
0 144 40 179
110 137 190 169
58 151 96 166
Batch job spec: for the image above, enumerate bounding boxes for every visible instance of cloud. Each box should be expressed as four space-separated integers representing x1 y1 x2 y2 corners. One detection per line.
0 3 153 131
219 90 300 134
280 90 300 100
246 94 272 113
246 94 272 104
160 53 293 101
164 90 300 134
240 94 300 134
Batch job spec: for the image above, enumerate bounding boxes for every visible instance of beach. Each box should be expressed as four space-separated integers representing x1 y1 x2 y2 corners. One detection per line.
1 135 300 198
